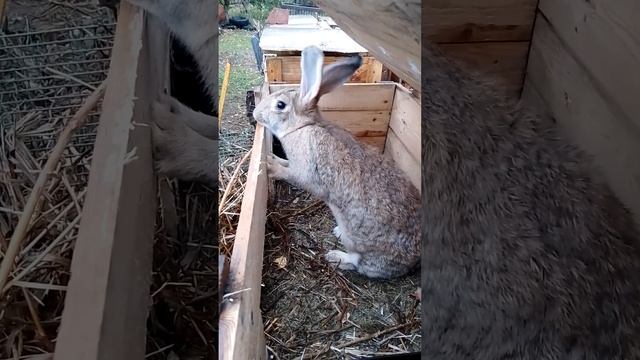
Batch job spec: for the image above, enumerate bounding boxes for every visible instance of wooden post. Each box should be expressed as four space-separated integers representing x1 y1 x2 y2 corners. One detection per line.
54 4 170 359
219 124 271 360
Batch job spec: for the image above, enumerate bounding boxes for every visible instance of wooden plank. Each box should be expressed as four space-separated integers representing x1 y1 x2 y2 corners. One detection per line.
322 110 390 137
388 86 420 162
269 83 395 111
524 14 640 225
219 124 270 360
358 136 386 152
384 129 421 192
55 5 169 359
423 0 538 43
266 57 283 82
266 56 384 83
439 41 529 96
315 0 421 90
537 0 640 131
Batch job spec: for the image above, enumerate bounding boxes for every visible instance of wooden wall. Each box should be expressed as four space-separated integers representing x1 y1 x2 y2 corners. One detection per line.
423 0 539 96
384 86 421 192
522 0 640 225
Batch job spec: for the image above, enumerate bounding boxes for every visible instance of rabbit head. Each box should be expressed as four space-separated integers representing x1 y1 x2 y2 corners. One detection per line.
253 46 362 138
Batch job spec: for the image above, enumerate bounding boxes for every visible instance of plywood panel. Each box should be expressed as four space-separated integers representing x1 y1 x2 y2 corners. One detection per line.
55 5 169 359
315 0 421 90
269 83 395 111
388 87 420 162
524 15 640 225
537 0 640 131
384 129 420 192
439 41 530 96
266 56 383 83
423 0 538 42
219 124 270 360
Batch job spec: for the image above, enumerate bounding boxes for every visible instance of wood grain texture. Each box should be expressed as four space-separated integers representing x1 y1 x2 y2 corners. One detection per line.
55 5 169 360
265 56 383 83
524 14 640 225
423 0 538 42
384 128 420 191
439 41 530 96
537 0 640 131
388 86 420 163
315 0 421 90
269 83 395 111
219 124 270 360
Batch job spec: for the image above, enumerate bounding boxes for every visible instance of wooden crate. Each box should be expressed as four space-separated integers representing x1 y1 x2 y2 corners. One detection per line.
219 82 420 359
265 54 384 83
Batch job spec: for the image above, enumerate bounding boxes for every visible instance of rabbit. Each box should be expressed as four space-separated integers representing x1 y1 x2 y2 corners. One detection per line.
252 46 421 279
99 0 218 187
421 40 640 358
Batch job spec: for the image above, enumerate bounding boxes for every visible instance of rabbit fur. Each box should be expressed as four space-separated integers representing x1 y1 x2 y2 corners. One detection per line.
421 41 640 358
113 0 218 187
253 46 421 279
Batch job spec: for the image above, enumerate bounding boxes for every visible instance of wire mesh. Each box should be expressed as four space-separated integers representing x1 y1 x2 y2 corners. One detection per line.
0 23 115 184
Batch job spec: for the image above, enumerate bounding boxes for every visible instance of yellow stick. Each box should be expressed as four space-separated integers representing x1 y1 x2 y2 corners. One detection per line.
218 61 231 129
0 0 8 28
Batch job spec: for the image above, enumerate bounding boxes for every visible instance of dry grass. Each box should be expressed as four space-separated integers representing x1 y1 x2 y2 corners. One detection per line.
0 4 114 356
1 2 217 359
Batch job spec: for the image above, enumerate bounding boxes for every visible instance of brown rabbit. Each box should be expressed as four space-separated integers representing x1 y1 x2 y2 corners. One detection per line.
421 41 640 358
253 46 421 279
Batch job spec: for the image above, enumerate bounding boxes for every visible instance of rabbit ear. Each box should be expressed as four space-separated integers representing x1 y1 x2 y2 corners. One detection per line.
299 46 324 107
317 55 362 97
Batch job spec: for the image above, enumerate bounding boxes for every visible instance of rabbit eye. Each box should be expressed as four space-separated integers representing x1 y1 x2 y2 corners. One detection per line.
276 100 286 110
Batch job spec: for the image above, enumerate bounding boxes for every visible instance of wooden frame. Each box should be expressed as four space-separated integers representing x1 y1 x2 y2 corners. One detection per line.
220 82 420 358
54 4 170 359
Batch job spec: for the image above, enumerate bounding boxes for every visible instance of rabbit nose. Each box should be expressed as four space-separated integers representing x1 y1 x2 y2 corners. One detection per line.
252 109 261 122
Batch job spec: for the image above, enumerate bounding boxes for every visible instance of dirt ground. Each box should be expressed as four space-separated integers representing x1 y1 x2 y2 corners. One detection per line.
218 29 421 359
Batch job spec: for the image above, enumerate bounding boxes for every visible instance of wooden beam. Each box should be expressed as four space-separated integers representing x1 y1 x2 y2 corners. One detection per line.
423 0 539 43
523 14 640 225
315 0 421 91
219 124 270 360
54 4 170 359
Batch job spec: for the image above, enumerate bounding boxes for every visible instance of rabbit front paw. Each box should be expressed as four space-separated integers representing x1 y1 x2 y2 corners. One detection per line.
267 154 290 181
151 98 217 186
333 226 343 239
325 250 360 271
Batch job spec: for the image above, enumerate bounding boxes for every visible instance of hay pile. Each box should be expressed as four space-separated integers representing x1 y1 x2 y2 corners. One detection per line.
0 12 114 356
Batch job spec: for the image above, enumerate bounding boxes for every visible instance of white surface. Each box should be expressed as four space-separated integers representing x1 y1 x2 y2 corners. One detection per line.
259 26 368 53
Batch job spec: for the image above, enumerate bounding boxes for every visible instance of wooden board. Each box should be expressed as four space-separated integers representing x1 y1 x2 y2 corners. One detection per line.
219 124 270 360
265 55 383 83
524 14 640 225
269 83 395 111
439 41 530 96
259 26 368 54
315 0 421 91
388 87 421 164
537 0 640 131
423 0 538 43
54 5 169 359
384 128 421 192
